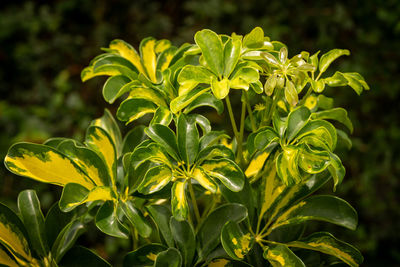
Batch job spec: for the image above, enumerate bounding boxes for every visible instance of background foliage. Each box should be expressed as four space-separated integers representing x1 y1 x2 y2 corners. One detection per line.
0 0 399 265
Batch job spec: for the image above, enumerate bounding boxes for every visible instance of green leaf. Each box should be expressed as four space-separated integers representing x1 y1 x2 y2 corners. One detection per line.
284 80 298 107
51 220 85 262
199 131 229 151
230 67 259 90
184 92 224 115
337 129 352 150
117 98 158 123
146 205 174 247
312 108 353 133
123 244 167 267
211 77 230 99
4 142 96 190
171 87 210 114
221 221 254 260
341 72 370 95
170 218 195 266
145 124 179 161
201 158 244 192
85 126 117 186
91 109 123 156
59 183 92 212
276 146 302 185
266 172 331 223
295 120 337 151
151 106 172 126
243 27 264 49
171 180 189 221
287 232 363 267
122 125 147 154
0 203 33 265
57 140 111 187
195 29 224 76
197 203 248 259
177 114 199 165
223 37 241 77
45 202 75 249
328 152 346 191
271 195 358 231
138 165 172 194
192 166 218 193
154 248 182 267
58 246 111 267
95 201 129 239
177 65 214 95
263 244 305 267
102 75 131 103
261 52 279 66
319 49 350 74
197 145 234 163
119 200 152 238
17 190 48 257
264 75 277 96
297 144 331 174
254 128 279 151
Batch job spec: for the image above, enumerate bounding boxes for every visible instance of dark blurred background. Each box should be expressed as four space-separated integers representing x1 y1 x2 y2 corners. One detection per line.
0 0 399 266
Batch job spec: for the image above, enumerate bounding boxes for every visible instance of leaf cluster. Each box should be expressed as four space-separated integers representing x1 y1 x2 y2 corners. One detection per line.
2 27 369 266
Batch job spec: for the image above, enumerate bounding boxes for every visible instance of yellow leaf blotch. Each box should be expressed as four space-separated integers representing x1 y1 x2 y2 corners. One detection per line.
193 168 216 193
0 248 18 267
208 258 229 267
87 127 116 185
160 53 174 71
110 40 145 75
146 252 157 261
267 250 286 266
5 150 95 190
0 218 32 265
173 181 187 209
304 95 317 110
245 152 270 178
307 242 357 266
141 39 157 83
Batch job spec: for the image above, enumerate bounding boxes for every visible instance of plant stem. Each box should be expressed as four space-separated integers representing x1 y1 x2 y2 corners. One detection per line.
225 95 240 143
237 98 247 165
265 88 281 125
244 92 256 131
188 179 201 224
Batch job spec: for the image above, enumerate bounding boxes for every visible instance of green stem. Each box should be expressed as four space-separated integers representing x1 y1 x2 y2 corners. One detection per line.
300 86 313 105
244 92 256 131
265 88 281 125
237 98 247 165
188 179 201 224
225 95 240 143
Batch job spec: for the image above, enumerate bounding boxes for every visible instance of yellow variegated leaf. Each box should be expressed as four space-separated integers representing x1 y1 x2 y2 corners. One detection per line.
245 151 270 178
260 163 279 217
155 39 171 53
0 211 35 266
171 180 189 221
208 258 230 267
5 143 96 190
86 126 117 187
57 140 111 187
109 39 146 75
81 66 120 82
128 87 167 107
0 248 18 267
140 38 158 83
62 185 114 211
304 95 318 110
138 165 172 194
192 167 217 193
